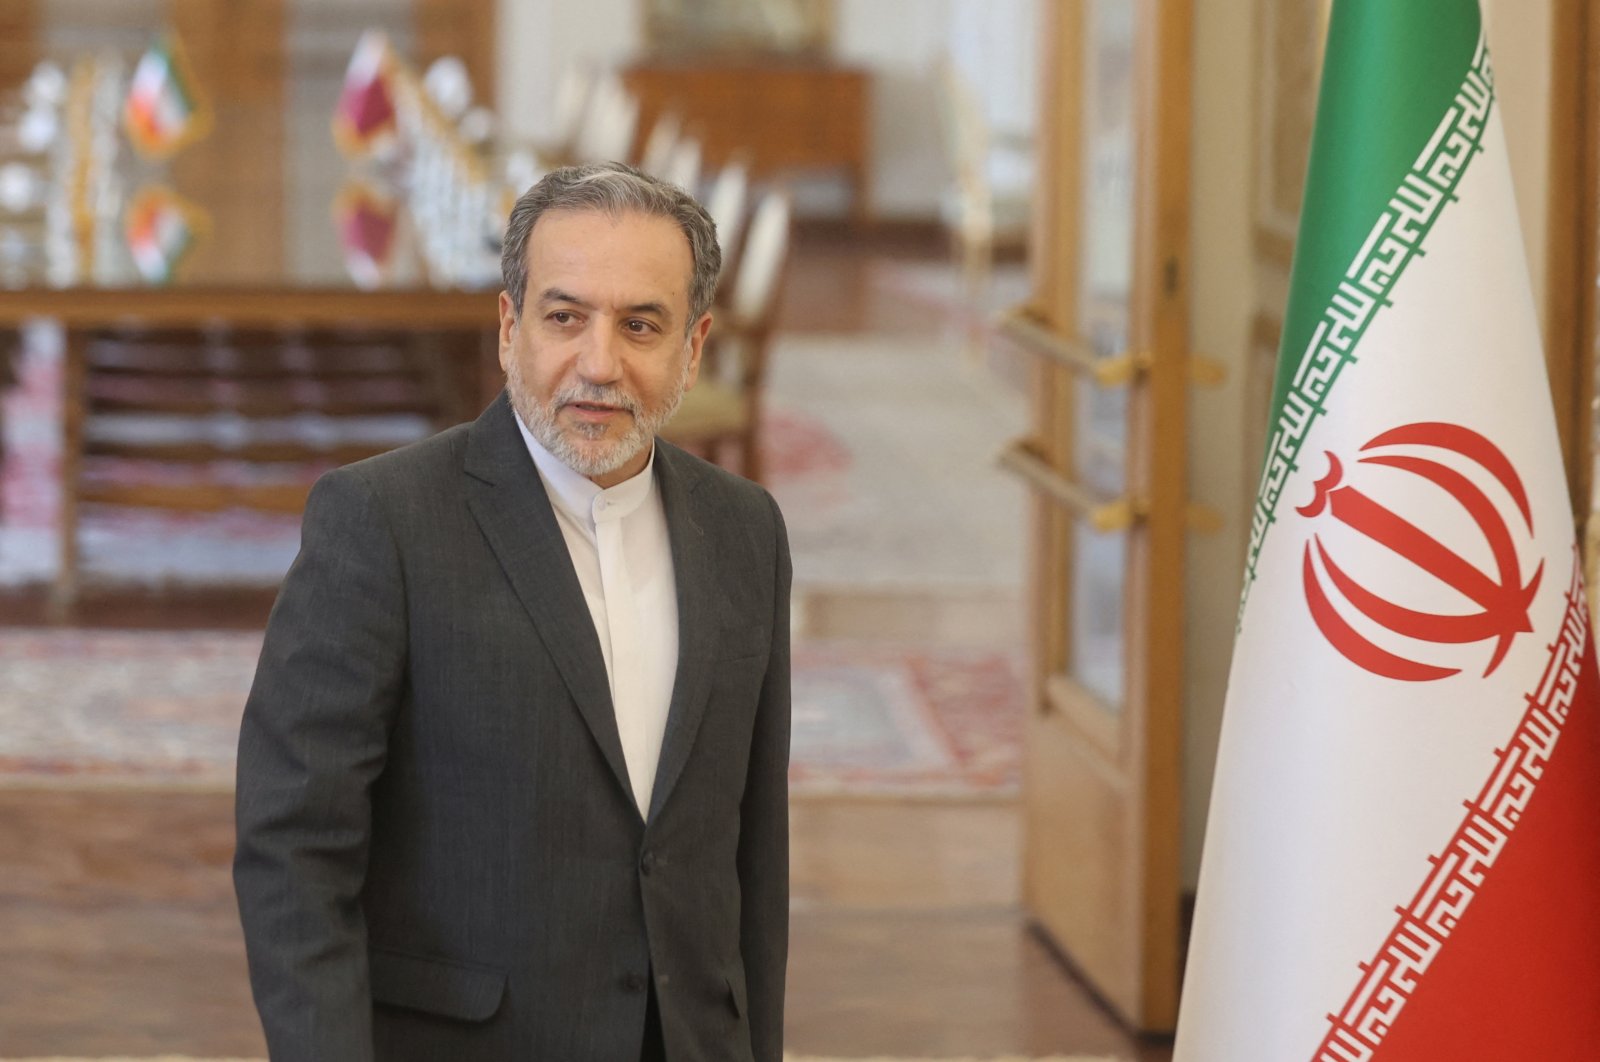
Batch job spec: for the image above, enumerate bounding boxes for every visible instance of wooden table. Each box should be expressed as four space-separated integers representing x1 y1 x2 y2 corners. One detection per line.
0 32 520 611
0 285 500 612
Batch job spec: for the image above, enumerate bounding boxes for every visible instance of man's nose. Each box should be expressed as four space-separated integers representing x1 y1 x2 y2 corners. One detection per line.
575 322 623 384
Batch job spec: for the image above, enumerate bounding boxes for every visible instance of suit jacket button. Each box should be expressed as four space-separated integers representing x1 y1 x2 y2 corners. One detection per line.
622 972 647 993
640 850 655 875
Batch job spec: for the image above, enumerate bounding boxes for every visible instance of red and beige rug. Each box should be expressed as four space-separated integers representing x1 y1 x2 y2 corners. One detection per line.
0 630 1021 799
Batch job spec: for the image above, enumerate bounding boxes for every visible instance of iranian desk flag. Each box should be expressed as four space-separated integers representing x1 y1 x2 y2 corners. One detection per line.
1175 2 1600 1060
123 33 208 160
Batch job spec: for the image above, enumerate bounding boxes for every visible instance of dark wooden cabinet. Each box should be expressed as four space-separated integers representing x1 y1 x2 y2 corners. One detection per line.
622 58 871 220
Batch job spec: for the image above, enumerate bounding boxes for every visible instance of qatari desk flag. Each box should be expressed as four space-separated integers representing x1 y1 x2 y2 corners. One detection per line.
1175 2 1600 1059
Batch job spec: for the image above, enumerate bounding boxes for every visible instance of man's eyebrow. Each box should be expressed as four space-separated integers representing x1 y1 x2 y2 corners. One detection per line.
537 287 591 307
536 290 671 320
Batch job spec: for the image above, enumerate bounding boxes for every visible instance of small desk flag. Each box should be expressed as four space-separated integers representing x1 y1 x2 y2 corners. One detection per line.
123 32 210 159
333 31 399 158
123 185 205 285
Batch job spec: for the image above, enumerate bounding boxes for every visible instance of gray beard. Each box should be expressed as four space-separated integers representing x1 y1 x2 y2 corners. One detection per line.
506 355 692 479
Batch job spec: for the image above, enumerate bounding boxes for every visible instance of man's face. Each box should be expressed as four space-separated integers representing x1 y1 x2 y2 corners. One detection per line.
497 208 711 487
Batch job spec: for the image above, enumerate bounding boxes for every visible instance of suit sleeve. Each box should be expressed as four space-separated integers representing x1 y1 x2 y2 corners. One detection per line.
234 467 407 1062
738 491 792 1062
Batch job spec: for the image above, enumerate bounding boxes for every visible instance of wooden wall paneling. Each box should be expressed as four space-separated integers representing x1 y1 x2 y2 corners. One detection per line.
413 0 495 107
166 0 286 285
0 0 37 96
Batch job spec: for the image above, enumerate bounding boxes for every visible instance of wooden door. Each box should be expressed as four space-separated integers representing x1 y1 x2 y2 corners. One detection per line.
1546 0 1600 592
999 0 1193 1033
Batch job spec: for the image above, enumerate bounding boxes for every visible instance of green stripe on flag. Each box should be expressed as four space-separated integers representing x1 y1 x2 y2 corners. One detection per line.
156 39 196 115
1239 0 1488 620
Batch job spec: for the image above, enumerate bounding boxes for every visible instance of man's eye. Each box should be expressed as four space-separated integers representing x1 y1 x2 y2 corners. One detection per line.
549 311 574 325
625 320 653 334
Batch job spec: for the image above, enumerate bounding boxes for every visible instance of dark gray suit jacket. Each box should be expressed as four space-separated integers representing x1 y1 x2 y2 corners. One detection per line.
234 392 791 1061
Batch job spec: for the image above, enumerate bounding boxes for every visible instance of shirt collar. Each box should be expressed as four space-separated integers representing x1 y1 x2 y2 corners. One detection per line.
514 411 656 530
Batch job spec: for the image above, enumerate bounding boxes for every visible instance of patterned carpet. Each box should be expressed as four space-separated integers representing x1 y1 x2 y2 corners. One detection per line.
0 629 1021 798
765 333 1025 593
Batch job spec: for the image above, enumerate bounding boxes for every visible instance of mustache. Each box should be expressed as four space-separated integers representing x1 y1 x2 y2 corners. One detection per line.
553 383 641 414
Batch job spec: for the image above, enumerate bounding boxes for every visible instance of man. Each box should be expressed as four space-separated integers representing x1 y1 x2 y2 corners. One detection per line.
234 162 791 1062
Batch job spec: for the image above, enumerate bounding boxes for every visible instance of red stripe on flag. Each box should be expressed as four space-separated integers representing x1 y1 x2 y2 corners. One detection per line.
1313 551 1600 1060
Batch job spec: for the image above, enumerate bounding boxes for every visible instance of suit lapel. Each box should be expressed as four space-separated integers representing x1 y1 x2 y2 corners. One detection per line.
462 393 634 808
647 441 727 824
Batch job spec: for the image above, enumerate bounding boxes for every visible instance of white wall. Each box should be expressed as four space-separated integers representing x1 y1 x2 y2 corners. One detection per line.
834 0 1037 217
496 0 641 144
946 0 1038 139
832 0 950 217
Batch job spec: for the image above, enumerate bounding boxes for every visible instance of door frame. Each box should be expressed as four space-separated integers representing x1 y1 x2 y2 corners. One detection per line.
1003 0 1193 1033
1544 0 1598 521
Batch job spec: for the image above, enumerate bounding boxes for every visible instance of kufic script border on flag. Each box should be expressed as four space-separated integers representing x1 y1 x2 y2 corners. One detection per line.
1313 550 1590 1061
1240 40 1496 626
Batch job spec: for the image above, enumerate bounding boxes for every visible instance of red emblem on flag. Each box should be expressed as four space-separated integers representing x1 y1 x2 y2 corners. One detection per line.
1296 422 1543 682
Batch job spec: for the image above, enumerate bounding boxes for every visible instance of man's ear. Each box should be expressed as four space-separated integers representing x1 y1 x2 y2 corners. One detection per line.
497 291 518 373
683 312 713 389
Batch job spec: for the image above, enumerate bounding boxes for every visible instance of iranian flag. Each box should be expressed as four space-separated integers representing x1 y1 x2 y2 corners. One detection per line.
1175 2 1600 1060
124 185 200 286
123 33 207 159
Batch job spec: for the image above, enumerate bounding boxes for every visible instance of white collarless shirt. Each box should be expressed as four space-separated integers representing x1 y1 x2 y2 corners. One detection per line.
516 418 680 817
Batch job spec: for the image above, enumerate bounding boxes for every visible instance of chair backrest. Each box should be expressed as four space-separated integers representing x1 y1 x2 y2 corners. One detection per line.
548 63 593 152
704 158 749 268
662 136 701 193
574 74 638 164
938 56 1017 246
638 111 680 176
730 190 791 330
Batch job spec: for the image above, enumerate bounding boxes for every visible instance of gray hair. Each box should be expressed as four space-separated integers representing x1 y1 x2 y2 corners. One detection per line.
501 161 722 328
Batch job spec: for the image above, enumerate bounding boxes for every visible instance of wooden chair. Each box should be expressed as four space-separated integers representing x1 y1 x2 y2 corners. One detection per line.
525 62 594 168
662 190 791 483
638 109 681 176
661 135 702 193
704 157 750 279
572 72 638 165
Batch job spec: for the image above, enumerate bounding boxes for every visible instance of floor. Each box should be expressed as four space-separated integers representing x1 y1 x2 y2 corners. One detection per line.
0 228 1173 1061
